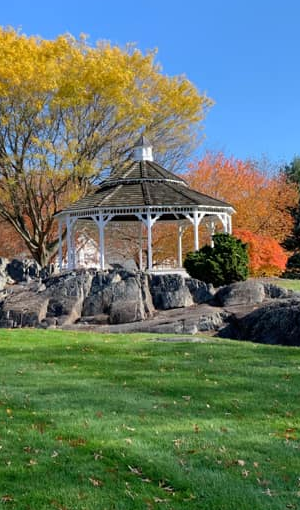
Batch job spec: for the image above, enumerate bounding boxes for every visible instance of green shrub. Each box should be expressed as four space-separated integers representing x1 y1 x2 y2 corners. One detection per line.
184 233 249 286
282 252 300 279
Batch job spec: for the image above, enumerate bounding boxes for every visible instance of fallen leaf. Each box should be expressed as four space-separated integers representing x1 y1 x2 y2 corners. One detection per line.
89 477 103 487
1 495 14 503
123 424 135 431
68 438 86 447
237 459 245 466
220 426 228 433
27 459 37 466
242 469 250 477
128 465 142 476
93 451 103 460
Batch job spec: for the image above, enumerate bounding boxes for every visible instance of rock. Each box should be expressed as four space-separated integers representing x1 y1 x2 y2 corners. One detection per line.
6 259 25 282
229 298 300 346
216 280 265 307
6 258 41 282
110 300 145 324
40 263 59 280
82 270 154 324
262 282 291 299
109 258 138 272
149 274 215 310
0 284 49 328
186 278 215 303
0 257 8 274
45 270 93 325
149 274 193 309
0 273 7 291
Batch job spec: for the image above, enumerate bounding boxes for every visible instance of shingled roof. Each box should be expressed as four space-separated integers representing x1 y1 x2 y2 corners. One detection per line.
62 159 232 214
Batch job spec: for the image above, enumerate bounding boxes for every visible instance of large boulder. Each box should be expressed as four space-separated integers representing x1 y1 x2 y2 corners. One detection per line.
44 270 94 325
0 282 49 328
149 274 214 310
227 298 300 346
6 258 41 282
262 282 292 299
215 280 266 307
83 270 154 324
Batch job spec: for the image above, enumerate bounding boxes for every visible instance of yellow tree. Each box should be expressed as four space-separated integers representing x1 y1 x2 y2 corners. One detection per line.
0 28 212 265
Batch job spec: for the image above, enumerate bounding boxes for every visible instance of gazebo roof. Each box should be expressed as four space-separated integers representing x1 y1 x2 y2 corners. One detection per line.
61 159 232 214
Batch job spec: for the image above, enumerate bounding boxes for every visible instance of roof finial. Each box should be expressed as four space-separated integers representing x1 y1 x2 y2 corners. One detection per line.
133 134 153 162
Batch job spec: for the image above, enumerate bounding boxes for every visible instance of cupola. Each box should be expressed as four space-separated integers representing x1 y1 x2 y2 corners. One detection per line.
133 135 153 162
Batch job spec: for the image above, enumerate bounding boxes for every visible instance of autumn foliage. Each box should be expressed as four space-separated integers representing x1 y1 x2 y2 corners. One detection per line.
152 152 297 273
0 27 211 265
187 152 298 242
234 229 288 277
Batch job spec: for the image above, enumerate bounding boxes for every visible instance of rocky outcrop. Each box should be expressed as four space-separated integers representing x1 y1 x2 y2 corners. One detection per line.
215 280 266 306
220 298 300 346
82 270 154 324
44 270 94 326
0 282 49 328
75 304 231 335
149 274 214 310
0 262 300 346
214 279 295 307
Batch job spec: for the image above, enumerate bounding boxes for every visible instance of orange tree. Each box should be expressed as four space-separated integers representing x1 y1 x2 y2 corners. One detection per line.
153 152 297 270
234 229 288 276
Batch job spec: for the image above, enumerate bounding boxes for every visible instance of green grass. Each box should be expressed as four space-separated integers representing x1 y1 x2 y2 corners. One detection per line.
0 330 299 510
275 278 300 292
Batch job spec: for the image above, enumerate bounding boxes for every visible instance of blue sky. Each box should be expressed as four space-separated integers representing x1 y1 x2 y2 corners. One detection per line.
1 0 300 164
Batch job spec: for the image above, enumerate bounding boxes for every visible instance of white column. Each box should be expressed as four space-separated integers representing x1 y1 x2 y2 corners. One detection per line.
71 223 76 269
223 214 228 234
147 211 153 271
58 219 63 272
193 211 200 251
208 221 215 248
178 225 183 267
139 222 143 271
66 215 72 270
228 214 232 234
99 214 105 271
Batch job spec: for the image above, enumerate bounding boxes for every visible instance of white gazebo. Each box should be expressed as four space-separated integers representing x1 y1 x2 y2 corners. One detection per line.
55 136 235 271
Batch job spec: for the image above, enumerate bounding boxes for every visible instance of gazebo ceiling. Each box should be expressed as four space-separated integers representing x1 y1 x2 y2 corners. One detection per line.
61 159 232 214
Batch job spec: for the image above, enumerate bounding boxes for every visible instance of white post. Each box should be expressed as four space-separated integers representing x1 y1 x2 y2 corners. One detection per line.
66 215 72 270
209 221 215 248
178 225 183 267
193 211 199 251
139 222 143 271
58 219 63 272
71 222 76 269
223 214 228 234
99 214 105 270
147 211 153 271
228 214 232 234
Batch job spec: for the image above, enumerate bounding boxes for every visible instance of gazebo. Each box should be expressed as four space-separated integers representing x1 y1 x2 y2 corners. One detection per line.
55 136 235 271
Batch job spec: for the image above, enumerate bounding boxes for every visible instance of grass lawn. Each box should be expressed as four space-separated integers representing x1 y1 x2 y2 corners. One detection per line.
0 330 299 510
275 278 300 292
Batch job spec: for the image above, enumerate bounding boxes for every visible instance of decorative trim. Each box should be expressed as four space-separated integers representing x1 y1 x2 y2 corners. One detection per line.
57 204 235 220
